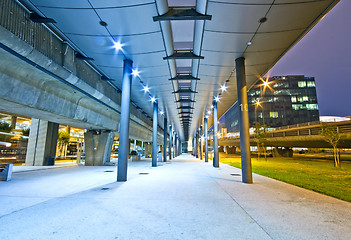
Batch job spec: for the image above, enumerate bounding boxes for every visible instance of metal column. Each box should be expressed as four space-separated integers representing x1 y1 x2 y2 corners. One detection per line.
197 132 199 158
213 100 219 168
236 57 253 183
178 138 181 156
200 126 203 160
194 133 197 157
173 132 176 158
169 125 172 160
117 59 133 181
204 117 208 162
163 117 167 162
192 137 195 156
152 101 158 167
175 134 178 157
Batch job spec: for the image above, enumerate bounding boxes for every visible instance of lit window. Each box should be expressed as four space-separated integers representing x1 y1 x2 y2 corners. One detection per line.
231 120 239 127
270 112 278 118
307 81 315 87
297 97 303 102
298 81 306 87
291 96 297 103
303 96 309 101
306 104 318 110
292 104 300 110
258 112 263 118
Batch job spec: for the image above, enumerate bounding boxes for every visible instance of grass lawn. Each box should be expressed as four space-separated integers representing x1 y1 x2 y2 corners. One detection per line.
219 153 351 202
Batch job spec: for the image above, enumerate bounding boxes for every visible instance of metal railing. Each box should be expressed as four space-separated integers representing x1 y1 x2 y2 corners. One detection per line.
0 0 63 64
220 120 351 140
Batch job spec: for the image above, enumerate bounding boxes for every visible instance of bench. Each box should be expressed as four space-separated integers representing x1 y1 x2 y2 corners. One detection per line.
0 163 13 181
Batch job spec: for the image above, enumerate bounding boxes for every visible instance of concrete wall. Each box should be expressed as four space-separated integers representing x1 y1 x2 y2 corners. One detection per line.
25 119 59 166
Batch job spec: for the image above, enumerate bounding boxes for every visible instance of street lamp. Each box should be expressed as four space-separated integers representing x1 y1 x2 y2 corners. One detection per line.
254 99 261 124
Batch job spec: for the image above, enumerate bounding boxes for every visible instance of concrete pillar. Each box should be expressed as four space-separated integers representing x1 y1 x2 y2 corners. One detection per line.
10 116 17 130
152 101 158 167
76 139 83 163
84 130 114 166
236 57 253 183
25 119 59 166
163 117 167 162
169 125 172 160
145 142 152 158
213 100 219 168
117 59 133 182
273 147 293 157
134 139 137 150
204 117 208 162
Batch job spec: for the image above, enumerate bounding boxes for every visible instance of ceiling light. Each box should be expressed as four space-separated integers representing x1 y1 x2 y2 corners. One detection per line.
142 85 150 93
214 96 220 102
210 105 214 109
132 69 140 77
205 115 209 119
150 96 157 103
113 41 123 51
247 41 252 46
259 17 267 23
263 80 270 87
99 21 108 27
220 84 227 92
160 110 164 115
207 110 211 115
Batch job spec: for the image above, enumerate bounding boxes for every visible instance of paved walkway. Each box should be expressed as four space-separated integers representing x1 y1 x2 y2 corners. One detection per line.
0 154 350 240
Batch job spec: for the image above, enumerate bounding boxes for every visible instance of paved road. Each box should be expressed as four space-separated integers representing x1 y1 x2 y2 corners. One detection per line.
0 154 350 240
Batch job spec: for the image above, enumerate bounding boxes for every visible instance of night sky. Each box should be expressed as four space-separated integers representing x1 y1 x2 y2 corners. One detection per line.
268 0 351 117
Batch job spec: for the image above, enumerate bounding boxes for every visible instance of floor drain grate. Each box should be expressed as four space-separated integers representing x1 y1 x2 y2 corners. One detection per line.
104 170 114 172
101 188 109 191
139 172 149 175
230 173 241 176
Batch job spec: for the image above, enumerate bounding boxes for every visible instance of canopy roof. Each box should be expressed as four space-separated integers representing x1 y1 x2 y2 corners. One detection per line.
21 0 339 140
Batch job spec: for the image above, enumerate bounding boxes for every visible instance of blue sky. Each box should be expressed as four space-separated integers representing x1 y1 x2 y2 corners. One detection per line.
268 0 351 117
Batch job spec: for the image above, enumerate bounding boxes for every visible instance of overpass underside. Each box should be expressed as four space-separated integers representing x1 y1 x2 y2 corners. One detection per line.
0 1 165 167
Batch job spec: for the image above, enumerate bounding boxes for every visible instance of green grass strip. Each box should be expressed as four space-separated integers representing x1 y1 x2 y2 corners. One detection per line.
220 154 351 202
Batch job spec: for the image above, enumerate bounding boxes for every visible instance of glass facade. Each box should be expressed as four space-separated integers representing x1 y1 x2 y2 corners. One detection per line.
219 75 320 135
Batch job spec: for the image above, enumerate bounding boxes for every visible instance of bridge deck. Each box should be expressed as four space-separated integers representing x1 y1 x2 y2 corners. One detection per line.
0 154 350 240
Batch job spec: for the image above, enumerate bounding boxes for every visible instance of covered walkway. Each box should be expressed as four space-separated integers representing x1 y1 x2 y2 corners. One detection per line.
1 154 350 240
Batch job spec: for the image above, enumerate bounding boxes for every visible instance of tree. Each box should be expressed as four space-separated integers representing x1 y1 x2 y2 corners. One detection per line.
0 122 12 132
57 130 70 158
320 123 341 167
254 122 269 161
22 127 30 136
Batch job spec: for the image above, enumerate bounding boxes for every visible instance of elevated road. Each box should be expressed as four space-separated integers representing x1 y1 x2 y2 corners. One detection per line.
0 2 163 142
219 121 351 148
